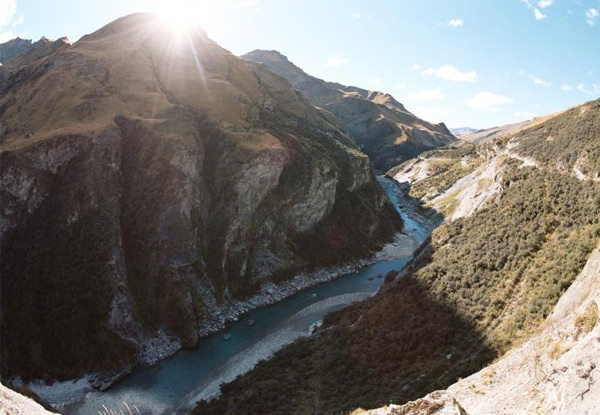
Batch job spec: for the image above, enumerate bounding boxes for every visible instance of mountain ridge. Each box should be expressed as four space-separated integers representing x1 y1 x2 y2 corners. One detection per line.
242 49 456 171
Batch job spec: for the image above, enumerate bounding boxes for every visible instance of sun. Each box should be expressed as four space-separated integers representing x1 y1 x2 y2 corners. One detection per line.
149 0 217 36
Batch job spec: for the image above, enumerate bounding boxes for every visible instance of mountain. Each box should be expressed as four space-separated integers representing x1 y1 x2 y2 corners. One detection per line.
0 13 402 385
195 98 600 415
456 110 564 144
450 126 482 137
242 50 456 171
457 120 532 143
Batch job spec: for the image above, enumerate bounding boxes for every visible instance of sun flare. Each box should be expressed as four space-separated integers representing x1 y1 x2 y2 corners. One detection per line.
150 0 217 35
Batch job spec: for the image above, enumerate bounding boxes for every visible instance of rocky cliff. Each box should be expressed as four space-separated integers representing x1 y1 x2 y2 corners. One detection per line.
0 13 401 385
242 50 456 171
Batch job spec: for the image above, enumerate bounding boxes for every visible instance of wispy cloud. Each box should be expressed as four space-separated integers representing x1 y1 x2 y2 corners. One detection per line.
325 55 350 68
350 12 361 19
11 14 22 26
414 107 450 123
576 82 600 95
403 87 445 103
515 111 536 120
0 0 19 42
520 71 553 87
448 18 463 28
560 84 572 91
467 91 514 111
412 64 421 71
538 0 553 8
421 65 477 82
394 82 407 90
586 8 598 26
520 0 548 20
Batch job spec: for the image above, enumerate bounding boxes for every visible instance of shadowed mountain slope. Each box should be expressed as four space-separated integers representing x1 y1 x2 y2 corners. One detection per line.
0 13 401 384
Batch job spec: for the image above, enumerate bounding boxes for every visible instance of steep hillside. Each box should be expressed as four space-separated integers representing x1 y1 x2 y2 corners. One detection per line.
0 13 401 385
242 50 456 171
360 244 600 415
195 99 600 415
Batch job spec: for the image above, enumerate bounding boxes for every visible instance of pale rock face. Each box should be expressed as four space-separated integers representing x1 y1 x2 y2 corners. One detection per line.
0 383 60 415
288 160 338 233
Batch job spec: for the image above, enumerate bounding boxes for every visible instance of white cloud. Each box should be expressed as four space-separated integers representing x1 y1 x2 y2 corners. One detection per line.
538 0 553 8
0 0 17 27
448 19 463 28
520 0 548 20
519 71 553 87
403 87 445 103
577 83 600 95
467 91 514 111
412 64 421 71
0 0 18 42
421 65 477 82
586 8 598 26
394 82 407 90
515 111 536 120
11 14 22 26
414 107 450 123
325 55 350 68
0 29 16 42
350 12 361 19
529 74 552 87
534 8 548 19
560 84 572 91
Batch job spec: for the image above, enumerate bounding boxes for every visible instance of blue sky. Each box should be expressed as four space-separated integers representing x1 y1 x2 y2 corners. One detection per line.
1 0 599 129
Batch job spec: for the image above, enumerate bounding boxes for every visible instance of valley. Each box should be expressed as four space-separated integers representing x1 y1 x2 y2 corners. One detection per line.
0 5 599 415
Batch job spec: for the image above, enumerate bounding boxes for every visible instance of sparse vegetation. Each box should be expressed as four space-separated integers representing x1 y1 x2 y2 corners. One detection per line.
574 303 599 338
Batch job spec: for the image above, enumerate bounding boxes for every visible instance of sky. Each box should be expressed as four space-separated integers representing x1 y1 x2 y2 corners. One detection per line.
0 0 599 129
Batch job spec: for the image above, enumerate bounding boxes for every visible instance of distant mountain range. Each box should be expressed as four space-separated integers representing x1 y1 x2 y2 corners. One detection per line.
449 127 482 136
243 50 456 171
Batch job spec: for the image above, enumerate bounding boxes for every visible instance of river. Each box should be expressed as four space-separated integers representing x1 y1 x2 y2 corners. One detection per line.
66 177 429 415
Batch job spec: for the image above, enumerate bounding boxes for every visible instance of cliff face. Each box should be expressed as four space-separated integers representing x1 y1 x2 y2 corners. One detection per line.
0 13 401 383
242 50 456 171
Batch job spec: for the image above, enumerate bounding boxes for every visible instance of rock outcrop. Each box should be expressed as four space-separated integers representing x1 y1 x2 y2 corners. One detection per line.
242 50 456 171
0 13 401 385
0 383 60 415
